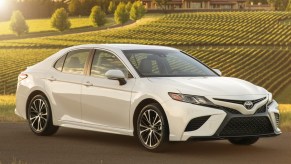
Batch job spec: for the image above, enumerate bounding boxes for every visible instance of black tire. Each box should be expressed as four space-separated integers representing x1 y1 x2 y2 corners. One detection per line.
228 137 259 145
27 94 59 136
135 103 169 152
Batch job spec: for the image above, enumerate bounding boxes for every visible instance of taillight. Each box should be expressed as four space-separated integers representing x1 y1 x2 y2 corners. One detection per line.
18 73 28 81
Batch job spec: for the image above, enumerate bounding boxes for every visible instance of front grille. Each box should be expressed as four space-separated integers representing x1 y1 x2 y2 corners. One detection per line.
274 113 280 127
219 116 274 136
214 97 266 105
255 105 267 114
185 116 210 132
221 107 241 114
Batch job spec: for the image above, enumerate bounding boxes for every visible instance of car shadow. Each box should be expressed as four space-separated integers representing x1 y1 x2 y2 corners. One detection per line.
51 127 276 156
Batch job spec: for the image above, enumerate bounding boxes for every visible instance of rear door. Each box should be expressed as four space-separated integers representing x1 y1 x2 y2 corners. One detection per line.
45 49 91 123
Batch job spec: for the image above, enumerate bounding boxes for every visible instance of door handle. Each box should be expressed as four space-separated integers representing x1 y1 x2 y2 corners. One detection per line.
83 81 93 87
48 76 56 81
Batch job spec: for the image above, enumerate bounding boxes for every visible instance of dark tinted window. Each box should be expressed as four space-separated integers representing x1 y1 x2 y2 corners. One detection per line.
123 49 217 77
54 54 66 71
62 49 90 75
90 50 128 78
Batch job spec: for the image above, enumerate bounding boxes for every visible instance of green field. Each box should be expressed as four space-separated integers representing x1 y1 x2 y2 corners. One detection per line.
0 16 115 35
0 11 290 129
0 95 22 122
0 12 290 101
277 104 291 131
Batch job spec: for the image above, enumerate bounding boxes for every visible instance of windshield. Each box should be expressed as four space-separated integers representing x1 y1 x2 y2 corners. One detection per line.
123 49 217 77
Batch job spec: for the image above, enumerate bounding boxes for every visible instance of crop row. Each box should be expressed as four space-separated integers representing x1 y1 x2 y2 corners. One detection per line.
183 47 291 96
1 12 291 48
0 47 290 96
0 12 290 96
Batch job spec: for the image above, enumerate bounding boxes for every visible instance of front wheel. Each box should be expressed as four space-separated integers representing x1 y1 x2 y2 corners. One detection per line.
135 103 169 152
228 137 259 145
27 94 59 136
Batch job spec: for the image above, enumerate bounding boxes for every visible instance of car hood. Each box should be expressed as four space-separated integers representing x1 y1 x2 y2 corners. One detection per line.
147 77 267 96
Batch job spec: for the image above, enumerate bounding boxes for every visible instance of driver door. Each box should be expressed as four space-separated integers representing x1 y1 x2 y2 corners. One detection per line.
81 49 135 130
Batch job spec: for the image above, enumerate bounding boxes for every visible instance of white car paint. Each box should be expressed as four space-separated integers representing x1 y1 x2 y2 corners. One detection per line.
15 44 281 141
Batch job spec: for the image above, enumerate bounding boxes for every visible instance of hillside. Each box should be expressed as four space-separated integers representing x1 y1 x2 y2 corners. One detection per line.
0 12 290 101
0 16 116 40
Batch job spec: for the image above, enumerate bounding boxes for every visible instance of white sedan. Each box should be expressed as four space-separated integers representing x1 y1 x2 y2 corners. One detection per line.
15 44 281 151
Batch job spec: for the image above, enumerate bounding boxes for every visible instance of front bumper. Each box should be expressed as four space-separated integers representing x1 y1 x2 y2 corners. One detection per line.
162 99 281 141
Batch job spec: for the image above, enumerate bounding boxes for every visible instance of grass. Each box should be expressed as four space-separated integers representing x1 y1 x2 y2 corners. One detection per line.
0 16 115 35
0 158 28 164
0 95 290 131
279 104 291 131
0 95 23 122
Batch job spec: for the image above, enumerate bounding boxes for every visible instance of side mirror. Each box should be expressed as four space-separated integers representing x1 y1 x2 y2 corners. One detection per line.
105 70 127 85
213 69 222 76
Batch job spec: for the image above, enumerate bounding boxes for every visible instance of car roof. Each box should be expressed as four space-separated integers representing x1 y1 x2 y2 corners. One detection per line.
70 44 178 51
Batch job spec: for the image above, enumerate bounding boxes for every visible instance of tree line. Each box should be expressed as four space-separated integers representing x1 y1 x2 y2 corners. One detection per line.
9 0 146 36
0 0 137 22
2 0 291 22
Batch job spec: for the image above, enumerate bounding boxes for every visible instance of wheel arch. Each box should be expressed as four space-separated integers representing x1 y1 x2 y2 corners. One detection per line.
133 98 170 136
26 90 49 119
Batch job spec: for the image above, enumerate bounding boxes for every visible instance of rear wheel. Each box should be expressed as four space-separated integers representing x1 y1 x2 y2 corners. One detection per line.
228 137 259 145
28 94 59 136
135 103 169 152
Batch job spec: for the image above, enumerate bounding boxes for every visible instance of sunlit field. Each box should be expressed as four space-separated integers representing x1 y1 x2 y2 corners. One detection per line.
0 12 290 98
278 104 291 131
0 95 22 122
0 16 115 35
0 12 290 129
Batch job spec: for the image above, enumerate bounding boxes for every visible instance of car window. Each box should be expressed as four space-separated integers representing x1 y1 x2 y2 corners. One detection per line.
128 53 160 75
54 54 66 71
123 49 217 77
90 50 128 78
166 52 206 75
62 49 90 75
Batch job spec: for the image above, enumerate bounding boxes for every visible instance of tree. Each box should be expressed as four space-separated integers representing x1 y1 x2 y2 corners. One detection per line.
9 10 29 36
130 1 146 21
90 6 106 27
51 8 71 32
96 0 111 13
268 0 289 10
69 0 81 16
125 1 132 13
154 0 172 13
108 1 117 14
114 2 129 24
81 0 97 16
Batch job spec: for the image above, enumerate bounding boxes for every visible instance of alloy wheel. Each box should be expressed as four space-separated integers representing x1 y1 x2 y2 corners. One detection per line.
137 109 163 149
29 98 48 133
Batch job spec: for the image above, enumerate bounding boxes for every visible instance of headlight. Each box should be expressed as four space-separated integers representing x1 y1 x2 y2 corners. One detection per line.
267 92 273 105
168 92 214 106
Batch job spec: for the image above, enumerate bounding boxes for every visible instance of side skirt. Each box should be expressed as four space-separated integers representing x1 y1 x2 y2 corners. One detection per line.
58 120 134 137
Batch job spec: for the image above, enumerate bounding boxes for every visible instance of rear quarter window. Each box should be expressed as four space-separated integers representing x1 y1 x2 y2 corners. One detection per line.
54 54 66 71
62 50 90 75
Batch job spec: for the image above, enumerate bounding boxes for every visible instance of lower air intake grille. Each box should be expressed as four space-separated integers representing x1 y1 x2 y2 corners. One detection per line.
185 116 210 132
219 116 274 136
274 113 280 127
